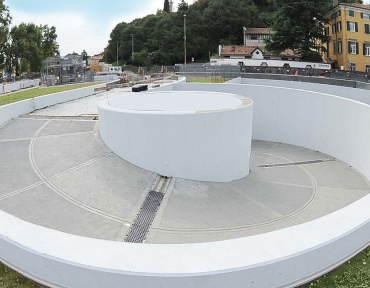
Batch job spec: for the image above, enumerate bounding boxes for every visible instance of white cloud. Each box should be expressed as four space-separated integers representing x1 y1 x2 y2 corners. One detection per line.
10 9 95 56
9 1 174 56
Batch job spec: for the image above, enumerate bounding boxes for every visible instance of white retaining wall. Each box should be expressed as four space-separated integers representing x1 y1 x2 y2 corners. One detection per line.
0 83 106 127
0 79 40 94
94 75 119 82
0 79 369 288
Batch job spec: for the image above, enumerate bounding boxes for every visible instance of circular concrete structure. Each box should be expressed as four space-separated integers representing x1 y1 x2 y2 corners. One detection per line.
98 91 253 182
0 78 369 288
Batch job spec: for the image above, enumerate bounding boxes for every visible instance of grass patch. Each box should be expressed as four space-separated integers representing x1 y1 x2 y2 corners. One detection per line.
0 262 40 288
0 83 102 107
302 246 370 287
0 246 368 287
186 77 232 83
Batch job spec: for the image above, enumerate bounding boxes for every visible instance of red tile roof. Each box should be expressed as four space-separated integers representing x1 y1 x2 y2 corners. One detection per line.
221 46 300 58
339 3 370 11
244 28 272 35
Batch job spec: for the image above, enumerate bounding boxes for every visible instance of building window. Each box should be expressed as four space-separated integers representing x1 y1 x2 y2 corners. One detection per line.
364 43 370 56
325 27 330 36
337 21 342 32
365 24 370 34
347 21 358 32
332 24 336 33
338 40 343 54
361 13 370 20
348 41 358 54
366 65 370 73
349 10 355 17
337 10 341 17
350 63 356 71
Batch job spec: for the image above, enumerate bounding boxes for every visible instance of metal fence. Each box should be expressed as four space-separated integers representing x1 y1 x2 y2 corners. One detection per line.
151 65 176 74
322 70 369 83
124 65 148 76
175 63 326 78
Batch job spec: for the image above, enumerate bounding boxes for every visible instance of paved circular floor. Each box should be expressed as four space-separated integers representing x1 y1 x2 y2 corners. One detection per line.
0 116 369 244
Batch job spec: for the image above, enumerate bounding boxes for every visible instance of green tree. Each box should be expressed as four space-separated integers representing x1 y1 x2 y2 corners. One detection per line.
178 0 189 13
105 0 276 66
10 23 43 73
40 25 59 58
203 0 253 46
164 0 170 12
81 50 88 61
0 0 11 71
265 0 331 61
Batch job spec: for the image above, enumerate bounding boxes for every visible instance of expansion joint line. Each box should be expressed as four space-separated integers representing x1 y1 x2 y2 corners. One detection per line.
259 159 336 168
28 120 125 223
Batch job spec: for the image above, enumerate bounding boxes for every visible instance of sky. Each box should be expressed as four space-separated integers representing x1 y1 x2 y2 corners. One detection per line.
5 0 370 57
5 0 195 56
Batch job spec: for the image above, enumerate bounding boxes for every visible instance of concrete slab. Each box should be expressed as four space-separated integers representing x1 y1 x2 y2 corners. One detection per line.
0 119 47 141
0 140 40 197
247 165 313 187
156 179 279 230
33 132 110 179
290 187 370 224
303 161 369 190
39 120 96 137
150 220 295 244
0 117 369 244
51 153 156 220
231 180 314 216
0 184 123 240
255 141 333 163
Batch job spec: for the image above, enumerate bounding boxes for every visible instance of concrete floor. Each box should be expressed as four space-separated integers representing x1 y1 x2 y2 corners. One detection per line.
1 109 369 244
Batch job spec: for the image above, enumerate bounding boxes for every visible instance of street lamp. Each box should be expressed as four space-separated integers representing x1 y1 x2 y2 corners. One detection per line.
116 42 119 66
183 14 187 67
131 34 134 60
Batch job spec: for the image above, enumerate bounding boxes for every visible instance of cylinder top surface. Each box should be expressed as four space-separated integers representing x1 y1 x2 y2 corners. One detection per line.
108 91 252 113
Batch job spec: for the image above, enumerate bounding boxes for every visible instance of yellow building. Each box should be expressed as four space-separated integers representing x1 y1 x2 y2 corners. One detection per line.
323 3 370 73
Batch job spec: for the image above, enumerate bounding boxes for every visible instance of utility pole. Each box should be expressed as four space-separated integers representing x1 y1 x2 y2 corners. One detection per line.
131 34 134 60
184 14 187 67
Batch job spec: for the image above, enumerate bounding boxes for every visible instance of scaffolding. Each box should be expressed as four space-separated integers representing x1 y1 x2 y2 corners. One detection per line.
41 55 89 85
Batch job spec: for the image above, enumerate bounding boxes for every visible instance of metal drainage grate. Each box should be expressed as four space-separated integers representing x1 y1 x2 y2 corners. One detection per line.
259 159 335 168
124 191 165 243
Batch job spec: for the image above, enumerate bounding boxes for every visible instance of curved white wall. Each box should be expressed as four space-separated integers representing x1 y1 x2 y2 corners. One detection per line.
0 79 369 288
172 82 370 180
99 91 253 182
0 82 108 127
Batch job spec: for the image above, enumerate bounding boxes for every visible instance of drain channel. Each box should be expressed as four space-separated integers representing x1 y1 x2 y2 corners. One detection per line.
259 159 335 168
124 176 170 243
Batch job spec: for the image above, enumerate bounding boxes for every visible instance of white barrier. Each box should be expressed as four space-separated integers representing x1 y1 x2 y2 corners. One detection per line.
0 79 40 94
0 100 35 127
0 79 369 288
34 86 96 110
0 83 107 127
94 75 119 82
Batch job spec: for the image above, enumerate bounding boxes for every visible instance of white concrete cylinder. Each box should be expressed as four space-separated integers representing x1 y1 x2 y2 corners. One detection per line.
98 91 253 182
